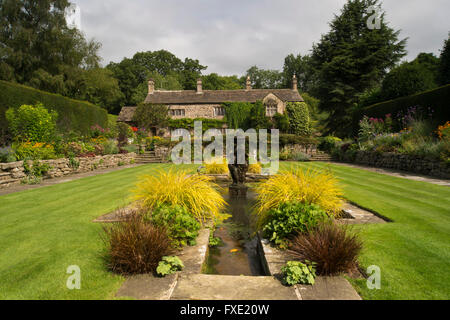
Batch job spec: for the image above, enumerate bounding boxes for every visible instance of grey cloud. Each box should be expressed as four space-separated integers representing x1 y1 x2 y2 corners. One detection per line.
75 0 449 75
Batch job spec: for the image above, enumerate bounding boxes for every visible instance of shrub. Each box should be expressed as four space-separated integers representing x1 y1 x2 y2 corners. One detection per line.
13 142 57 160
148 204 201 248
0 80 108 139
21 160 52 185
6 104 58 143
289 222 362 276
281 261 317 286
102 213 172 275
132 170 227 223
102 139 119 155
254 168 343 222
318 136 342 153
286 102 312 136
156 256 184 277
263 202 329 248
0 146 15 163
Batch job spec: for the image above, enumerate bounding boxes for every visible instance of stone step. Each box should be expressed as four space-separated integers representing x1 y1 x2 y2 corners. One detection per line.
171 274 299 300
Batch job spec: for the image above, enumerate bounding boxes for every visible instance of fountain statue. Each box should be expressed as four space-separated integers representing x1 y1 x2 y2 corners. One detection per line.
228 137 249 198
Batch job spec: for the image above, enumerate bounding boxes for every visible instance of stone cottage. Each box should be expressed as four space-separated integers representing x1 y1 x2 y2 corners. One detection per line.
117 75 303 132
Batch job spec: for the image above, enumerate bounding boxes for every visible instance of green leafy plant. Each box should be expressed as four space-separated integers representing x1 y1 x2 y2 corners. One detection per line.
68 156 80 170
148 204 201 248
0 147 16 163
156 256 184 277
21 160 52 185
263 202 329 248
209 235 223 247
281 261 317 286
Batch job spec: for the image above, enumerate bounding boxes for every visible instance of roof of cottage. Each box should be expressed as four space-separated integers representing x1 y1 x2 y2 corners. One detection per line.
117 106 137 122
144 89 304 104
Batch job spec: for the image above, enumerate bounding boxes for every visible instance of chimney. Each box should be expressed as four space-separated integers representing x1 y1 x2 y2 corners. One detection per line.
197 78 203 94
148 79 155 95
246 76 252 90
292 75 298 91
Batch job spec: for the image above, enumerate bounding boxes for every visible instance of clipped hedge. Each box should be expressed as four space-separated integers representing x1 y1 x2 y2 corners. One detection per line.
0 80 108 141
357 84 450 130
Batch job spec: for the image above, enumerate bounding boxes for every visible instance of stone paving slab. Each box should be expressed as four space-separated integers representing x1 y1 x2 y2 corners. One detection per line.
259 236 362 300
114 226 211 300
297 277 362 300
171 274 299 300
340 203 387 224
116 274 178 300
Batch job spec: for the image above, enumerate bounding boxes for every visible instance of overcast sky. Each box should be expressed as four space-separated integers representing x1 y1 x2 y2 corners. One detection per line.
73 0 449 76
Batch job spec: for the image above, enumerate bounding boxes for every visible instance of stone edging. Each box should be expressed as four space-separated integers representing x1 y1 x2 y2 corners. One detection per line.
340 151 450 179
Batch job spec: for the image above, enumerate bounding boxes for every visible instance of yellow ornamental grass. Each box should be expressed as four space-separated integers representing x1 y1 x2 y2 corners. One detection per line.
248 163 262 174
132 170 227 223
254 168 343 222
204 157 229 175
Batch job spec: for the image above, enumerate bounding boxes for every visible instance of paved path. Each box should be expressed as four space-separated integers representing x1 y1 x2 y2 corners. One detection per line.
0 164 143 196
330 162 450 187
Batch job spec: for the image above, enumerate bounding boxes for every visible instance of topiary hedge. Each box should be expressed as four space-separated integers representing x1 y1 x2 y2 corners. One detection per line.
0 80 108 143
356 84 450 131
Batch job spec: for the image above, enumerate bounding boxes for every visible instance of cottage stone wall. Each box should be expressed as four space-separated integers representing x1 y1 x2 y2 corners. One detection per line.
340 151 450 179
169 104 224 120
0 153 136 189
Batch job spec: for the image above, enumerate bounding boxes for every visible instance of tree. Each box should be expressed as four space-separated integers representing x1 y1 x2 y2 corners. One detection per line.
179 58 207 90
132 104 170 130
283 54 317 92
202 73 242 90
80 68 125 113
130 72 182 106
0 0 101 83
438 33 450 86
311 0 406 136
380 62 437 100
244 66 284 89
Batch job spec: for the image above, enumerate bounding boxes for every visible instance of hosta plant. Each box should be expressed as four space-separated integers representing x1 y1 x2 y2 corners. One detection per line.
263 202 329 248
148 204 201 248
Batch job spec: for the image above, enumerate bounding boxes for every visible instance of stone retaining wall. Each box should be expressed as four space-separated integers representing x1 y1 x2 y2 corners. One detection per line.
342 151 450 179
0 153 137 189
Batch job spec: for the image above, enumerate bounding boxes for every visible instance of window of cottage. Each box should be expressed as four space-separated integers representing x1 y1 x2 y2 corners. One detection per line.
170 109 185 117
214 107 225 116
266 101 278 117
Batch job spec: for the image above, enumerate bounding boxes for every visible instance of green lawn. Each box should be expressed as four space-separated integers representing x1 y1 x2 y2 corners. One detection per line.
0 164 196 300
282 162 450 300
0 162 449 300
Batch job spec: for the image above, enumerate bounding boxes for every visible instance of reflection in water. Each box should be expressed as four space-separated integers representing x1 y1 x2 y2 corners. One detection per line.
203 188 266 276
